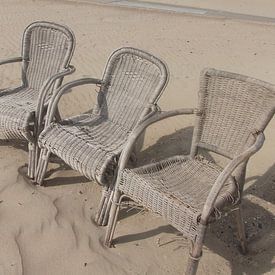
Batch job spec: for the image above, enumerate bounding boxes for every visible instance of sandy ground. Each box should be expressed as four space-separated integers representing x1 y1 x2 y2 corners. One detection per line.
0 0 275 274
136 0 275 18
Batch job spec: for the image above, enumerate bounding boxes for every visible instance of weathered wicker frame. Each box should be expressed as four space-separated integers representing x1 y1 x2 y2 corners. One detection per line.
35 47 169 225
0 21 75 178
104 68 275 274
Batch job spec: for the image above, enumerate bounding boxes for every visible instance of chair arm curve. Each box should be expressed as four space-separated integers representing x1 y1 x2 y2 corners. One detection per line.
116 108 197 175
200 131 265 224
0 57 22 66
0 57 23 91
35 65 76 133
44 77 104 127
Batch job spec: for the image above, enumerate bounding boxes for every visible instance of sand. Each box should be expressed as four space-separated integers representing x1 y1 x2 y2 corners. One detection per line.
0 0 274 274
136 0 275 18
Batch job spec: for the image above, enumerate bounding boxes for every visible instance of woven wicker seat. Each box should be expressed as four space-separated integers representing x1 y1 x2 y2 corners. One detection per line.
0 21 75 178
35 47 169 225
105 68 275 275
0 87 37 139
120 156 237 238
39 113 129 183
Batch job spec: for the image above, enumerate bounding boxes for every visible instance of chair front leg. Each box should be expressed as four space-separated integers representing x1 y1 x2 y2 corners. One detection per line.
104 190 123 247
185 222 207 275
95 185 112 226
96 174 118 226
102 190 115 226
35 148 51 185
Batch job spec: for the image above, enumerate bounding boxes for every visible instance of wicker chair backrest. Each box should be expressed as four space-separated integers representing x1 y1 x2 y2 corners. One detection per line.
94 47 168 131
22 21 75 95
192 69 275 159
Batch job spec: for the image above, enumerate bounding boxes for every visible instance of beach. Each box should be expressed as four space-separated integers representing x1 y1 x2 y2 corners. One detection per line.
0 0 274 274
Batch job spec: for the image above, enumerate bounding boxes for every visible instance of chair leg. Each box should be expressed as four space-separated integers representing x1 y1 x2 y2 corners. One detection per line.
104 191 123 247
35 148 50 185
185 223 207 275
234 205 248 254
95 187 107 223
28 142 36 179
102 193 114 226
95 186 111 225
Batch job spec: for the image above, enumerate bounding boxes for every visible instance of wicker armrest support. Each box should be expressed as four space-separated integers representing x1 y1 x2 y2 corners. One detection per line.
200 131 265 223
116 108 197 174
0 56 22 66
44 77 104 127
36 65 76 132
0 57 23 92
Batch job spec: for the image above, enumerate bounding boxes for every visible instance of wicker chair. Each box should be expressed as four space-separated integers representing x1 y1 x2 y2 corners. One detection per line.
0 21 75 178
35 47 169 225
105 68 275 274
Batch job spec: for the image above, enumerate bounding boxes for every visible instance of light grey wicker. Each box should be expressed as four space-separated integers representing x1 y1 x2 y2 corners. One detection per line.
105 68 275 275
35 47 169 225
0 21 75 178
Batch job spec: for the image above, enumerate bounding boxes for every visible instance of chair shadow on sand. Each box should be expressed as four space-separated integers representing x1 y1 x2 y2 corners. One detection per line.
0 139 28 152
0 139 90 186
204 163 275 275
42 157 91 186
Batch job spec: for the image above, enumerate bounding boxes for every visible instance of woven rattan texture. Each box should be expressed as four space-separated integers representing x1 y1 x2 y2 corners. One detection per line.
39 48 168 185
0 87 36 139
119 156 237 238
196 70 275 158
25 26 71 95
39 114 128 182
0 22 74 140
94 50 165 131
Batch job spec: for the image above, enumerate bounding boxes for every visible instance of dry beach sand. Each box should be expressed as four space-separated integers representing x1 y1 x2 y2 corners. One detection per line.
136 0 275 18
0 0 275 274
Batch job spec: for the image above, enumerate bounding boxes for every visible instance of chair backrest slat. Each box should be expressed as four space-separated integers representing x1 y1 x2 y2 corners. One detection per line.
21 21 75 95
191 69 275 159
94 48 168 131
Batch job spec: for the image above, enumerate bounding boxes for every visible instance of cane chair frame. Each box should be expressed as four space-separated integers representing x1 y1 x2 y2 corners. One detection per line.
0 21 75 178
104 68 275 274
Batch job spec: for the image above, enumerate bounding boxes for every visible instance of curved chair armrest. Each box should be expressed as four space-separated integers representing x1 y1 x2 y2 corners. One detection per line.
200 131 265 224
116 108 198 177
36 65 76 133
0 57 23 92
138 103 161 124
0 57 22 66
44 77 104 127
